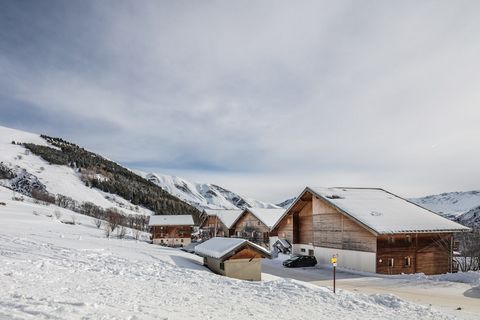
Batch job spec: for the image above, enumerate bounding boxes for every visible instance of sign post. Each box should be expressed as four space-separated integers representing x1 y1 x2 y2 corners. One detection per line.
330 255 337 294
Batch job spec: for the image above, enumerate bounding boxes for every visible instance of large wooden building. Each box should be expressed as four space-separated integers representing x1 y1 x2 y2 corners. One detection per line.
230 208 285 247
195 237 271 281
149 215 194 247
271 187 470 275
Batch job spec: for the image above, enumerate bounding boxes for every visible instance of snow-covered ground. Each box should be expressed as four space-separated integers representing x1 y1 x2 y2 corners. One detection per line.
0 186 456 320
263 255 480 320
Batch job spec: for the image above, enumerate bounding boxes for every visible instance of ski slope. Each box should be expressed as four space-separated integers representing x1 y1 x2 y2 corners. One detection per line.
0 186 453 319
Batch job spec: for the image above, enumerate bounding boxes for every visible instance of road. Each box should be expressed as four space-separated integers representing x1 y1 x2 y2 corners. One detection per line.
262 258 480 320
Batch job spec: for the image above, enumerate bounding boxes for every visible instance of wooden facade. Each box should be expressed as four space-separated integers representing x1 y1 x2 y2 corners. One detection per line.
272 189 456 275
151 225 192 247
199 215 230 237
231 211 270 246
376 233 453 275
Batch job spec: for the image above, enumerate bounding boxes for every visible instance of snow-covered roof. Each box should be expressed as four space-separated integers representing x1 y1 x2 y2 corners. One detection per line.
204 209 243 228
194 237 271 260
314 187 471 234
276 187 470 234
149 215 194 226
244 208 286 229
275 238 291 248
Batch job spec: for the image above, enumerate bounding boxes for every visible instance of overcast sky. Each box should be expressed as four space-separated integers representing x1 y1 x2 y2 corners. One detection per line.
1 1 480 203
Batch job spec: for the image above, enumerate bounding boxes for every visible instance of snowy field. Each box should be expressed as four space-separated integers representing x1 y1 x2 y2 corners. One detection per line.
0 186 466 319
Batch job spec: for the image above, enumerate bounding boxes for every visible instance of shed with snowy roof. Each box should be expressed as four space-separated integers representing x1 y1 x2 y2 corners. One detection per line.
149 214 194 247
195 237 271 281
271 187 470 275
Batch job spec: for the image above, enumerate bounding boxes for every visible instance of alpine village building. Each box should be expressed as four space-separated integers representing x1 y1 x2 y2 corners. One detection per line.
195 237 271 281
271 187 470 275
199 208 285 247
149 215 194 247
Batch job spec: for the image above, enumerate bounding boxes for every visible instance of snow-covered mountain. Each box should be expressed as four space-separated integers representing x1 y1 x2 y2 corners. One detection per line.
141 172 280 210
277 197 296 209
410 191 480 219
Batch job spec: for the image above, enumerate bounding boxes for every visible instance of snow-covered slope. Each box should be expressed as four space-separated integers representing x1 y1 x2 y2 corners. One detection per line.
0 125 153 216
456 206 480 228
142 172 280 210
277 197 296 209
410 191 480 218
0 186 454 319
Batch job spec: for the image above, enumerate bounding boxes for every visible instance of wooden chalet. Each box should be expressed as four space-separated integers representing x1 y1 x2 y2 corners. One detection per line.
199 209 243 238
230 208 285 247
195 237 271 281
271 187 470 275
149 215 194 247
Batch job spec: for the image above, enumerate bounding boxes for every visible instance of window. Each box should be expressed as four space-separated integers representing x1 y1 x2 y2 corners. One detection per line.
388 258 394 267
181 239 184 243
388 237 395 244
287 218 291 224
220 262 225 270
300 248 306 253
257 221 261 226
405 235 411 244
404 257 411 267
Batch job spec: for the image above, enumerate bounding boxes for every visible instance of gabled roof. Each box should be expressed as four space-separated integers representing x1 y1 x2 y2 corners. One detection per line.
195 237 271 261
273 187 471 235
149 214 194 226
203 209 243 229
241 208 286 229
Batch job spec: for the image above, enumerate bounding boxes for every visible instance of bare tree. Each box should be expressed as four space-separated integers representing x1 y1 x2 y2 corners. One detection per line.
103 222 111 238
133 228 141 241
457 229 480 272
93 217 102 228
106 208 123 232
117 226 127 239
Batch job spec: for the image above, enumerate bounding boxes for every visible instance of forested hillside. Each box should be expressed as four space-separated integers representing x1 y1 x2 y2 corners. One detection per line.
21 135 200 220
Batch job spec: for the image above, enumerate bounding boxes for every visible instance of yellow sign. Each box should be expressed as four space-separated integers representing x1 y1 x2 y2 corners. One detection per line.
330 257 337 264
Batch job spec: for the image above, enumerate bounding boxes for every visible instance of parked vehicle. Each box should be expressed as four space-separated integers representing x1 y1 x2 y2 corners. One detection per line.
282 255 317 268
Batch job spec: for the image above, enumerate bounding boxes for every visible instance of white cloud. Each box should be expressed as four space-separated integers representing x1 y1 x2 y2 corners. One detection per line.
1 1 480 201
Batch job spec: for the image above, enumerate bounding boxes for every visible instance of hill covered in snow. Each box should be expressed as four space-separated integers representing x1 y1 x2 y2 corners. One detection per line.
410 191 480 218
410 191 480 228
0 125 199 220
141 172 280 210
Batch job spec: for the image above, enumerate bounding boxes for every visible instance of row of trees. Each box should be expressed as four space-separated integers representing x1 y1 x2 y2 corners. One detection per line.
30 188 150 232
456 229 480 271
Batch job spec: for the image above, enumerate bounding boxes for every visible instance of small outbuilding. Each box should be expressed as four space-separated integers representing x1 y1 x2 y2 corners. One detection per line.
195 237 271 281
149 214 194 247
